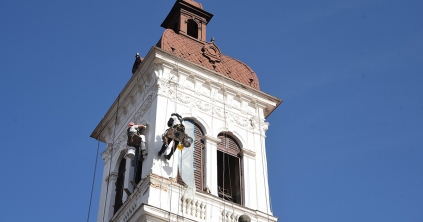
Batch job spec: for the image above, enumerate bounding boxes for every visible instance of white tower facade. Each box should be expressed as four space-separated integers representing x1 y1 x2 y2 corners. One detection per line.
91 1 282 222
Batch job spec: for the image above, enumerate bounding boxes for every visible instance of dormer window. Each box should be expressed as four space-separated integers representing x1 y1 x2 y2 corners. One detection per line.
187 19 198 39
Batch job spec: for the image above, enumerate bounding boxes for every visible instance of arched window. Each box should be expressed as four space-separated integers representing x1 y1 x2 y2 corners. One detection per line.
178 121 205 191
217 133 243 205
113 158 126 214
133 147 143 185
187 19 198 39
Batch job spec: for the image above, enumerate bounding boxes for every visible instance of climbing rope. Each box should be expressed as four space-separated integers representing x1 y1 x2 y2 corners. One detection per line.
102 93 120 222
88 56 152 222
86 117 103 222
219 76 236 219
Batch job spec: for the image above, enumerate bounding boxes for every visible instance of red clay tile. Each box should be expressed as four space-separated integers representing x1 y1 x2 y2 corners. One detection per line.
157 29 260 90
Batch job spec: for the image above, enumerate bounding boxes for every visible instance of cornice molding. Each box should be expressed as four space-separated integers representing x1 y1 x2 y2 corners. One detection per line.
202 134 221 144
241 149 256 157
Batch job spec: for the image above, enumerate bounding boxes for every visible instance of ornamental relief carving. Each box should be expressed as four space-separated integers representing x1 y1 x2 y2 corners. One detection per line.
153 64 164 79
122 202 138 221
213 106 225 119
232 114 249 127
139 83 263 132
140 91 155 113
143 70 156 88
195 99 211 112
101 145 112 160
177 92 192 104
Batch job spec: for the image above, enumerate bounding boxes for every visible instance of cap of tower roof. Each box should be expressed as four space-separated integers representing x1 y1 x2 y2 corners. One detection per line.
157 29 260 90
183 0 203 9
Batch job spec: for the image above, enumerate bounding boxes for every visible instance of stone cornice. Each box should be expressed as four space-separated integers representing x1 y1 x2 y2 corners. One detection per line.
202 134 221 144
241 149 256 157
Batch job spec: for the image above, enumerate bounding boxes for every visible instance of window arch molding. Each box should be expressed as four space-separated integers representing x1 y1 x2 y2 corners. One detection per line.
112 149 127 171
215 130 245 151
181 115 210 135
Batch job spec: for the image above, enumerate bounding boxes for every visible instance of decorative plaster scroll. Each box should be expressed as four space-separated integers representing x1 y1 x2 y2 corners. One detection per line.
143 69 156 88
101 144 112 161
213 107 225 119
195 99 212 112
157 80 169 96
140 91 155 113
262 122 270 132
249 117 258 129
177 92 192 105
232 114 249 127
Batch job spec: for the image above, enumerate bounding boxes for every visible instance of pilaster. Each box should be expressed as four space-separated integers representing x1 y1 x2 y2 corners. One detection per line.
202 134 220 196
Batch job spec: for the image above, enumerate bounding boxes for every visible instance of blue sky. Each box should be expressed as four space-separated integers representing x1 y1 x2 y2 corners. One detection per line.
1 0 422 221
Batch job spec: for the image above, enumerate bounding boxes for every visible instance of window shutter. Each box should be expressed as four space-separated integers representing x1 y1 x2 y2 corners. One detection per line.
193 124 204 191
217 134 240 157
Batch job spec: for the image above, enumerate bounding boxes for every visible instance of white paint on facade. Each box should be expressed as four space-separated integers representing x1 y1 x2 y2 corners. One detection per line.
91 47 281 222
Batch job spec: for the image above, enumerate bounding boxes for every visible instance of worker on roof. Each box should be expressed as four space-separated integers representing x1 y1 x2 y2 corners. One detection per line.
127 122 147 157
158 113 185 160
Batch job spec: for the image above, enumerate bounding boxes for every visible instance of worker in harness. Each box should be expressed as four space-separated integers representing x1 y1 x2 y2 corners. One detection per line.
158 113 185 160
127 122 147 157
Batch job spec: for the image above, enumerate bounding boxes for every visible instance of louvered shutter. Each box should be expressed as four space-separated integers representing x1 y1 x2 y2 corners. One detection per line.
193 123 204 191
217 134 240 157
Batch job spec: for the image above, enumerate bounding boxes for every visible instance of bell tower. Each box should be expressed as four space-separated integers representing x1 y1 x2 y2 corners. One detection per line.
91 0 282 221
161 0 213 42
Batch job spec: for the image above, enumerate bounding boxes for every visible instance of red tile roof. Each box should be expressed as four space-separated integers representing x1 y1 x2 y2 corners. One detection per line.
157 29 260 90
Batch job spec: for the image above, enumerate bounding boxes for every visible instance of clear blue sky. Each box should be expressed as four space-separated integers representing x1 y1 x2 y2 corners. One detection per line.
1 0 422 221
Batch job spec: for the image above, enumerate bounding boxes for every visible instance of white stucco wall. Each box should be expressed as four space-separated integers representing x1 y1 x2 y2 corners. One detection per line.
94 47 279 222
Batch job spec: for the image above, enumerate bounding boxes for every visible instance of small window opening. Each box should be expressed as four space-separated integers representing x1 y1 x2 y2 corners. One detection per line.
217 133 243 205
133 146 143 184
217 151 242 204
114 158 126 214
187 19 198 39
